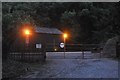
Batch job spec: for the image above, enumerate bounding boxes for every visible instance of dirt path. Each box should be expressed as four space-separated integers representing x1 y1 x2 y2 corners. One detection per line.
20 58 118 78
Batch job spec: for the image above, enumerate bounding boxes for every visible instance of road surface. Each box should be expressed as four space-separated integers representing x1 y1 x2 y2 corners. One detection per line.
20 52 118 78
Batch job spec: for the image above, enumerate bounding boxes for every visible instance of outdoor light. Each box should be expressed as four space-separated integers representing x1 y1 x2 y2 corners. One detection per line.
23 29 31 47
63 33 67 39
21 23 33 50
24 29 30 35
63 33 68 58
54 48 57 51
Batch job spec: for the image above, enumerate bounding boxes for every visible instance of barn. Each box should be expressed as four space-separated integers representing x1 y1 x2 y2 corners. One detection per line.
9 26 63 62
33 27 63 52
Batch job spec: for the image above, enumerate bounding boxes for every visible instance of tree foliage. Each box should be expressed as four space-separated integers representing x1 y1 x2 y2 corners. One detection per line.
2 2 120 59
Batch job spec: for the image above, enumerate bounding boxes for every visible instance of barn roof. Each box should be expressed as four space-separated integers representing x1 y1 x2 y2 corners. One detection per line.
35 27 63 34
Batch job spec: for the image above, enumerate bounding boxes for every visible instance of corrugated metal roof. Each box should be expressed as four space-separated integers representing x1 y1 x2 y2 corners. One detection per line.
35 27 63 34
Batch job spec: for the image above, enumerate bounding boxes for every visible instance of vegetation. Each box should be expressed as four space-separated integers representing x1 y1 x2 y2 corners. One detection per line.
3 58 44 78
2 2 120 60
2 3 120 78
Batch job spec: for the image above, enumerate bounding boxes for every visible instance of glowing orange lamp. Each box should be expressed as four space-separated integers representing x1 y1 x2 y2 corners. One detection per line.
24 29 30 35
63 33 67 39
63 33 68 58
23 29 31 46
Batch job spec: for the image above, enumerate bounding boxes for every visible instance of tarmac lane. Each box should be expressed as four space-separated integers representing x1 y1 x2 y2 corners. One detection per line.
19 52 118 79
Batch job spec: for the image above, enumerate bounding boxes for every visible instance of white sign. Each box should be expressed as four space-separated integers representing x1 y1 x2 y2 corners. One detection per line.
60 43 64 48
36 44 42 48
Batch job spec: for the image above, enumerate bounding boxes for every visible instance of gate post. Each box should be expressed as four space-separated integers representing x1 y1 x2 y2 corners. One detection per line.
116 42 119 58
81 45 84 59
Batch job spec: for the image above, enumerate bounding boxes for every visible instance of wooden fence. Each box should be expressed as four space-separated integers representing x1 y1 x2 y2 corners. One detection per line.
8 43 119 61
8 46 46 62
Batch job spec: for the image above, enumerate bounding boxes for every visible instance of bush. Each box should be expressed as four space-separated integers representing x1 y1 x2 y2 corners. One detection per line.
2 59 30 78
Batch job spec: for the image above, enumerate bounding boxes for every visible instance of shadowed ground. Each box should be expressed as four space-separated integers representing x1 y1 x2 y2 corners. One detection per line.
20 52 118 78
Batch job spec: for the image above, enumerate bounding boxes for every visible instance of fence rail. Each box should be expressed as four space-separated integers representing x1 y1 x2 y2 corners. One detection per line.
8 46 46 62
9 53 45 62
8 43 120 61
46 44 104 52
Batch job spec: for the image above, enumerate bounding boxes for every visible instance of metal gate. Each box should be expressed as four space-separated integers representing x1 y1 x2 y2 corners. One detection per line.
46 44 103 59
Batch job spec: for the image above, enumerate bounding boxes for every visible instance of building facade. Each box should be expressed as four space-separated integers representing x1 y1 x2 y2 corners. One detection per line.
9 27 63 62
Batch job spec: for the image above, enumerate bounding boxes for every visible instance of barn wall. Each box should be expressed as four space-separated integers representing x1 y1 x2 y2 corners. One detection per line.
10 32 63 52
9 32 47 62
39 33 63 51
